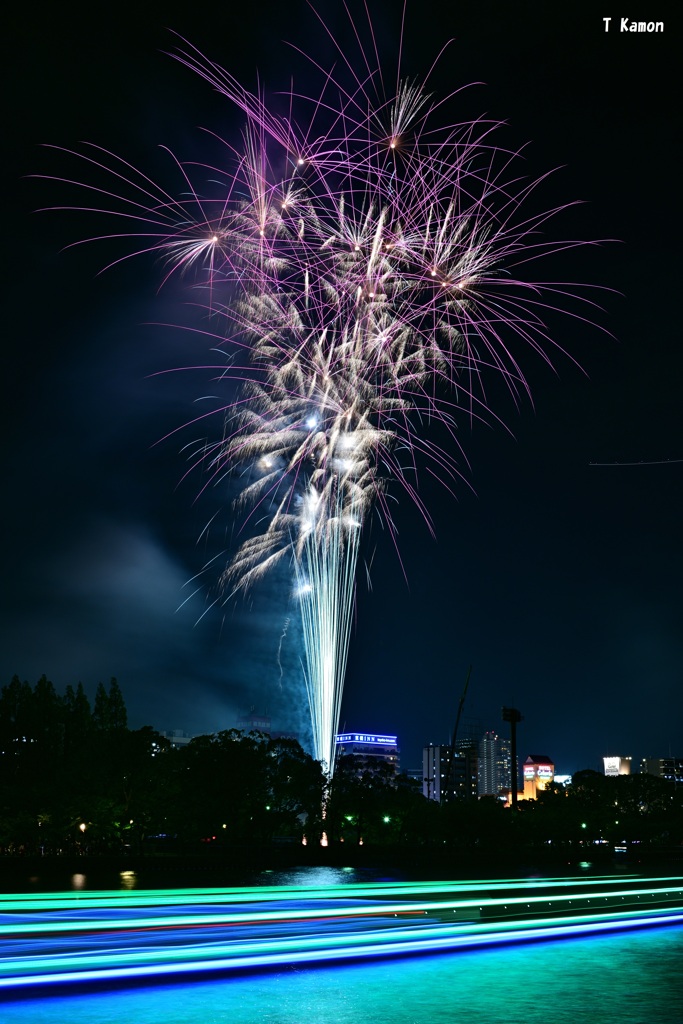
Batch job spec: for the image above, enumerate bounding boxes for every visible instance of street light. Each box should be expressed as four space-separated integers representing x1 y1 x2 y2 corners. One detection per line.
502 706 522 809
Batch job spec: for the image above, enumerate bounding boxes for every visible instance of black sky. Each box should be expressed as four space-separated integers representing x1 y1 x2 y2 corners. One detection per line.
3 2 681 775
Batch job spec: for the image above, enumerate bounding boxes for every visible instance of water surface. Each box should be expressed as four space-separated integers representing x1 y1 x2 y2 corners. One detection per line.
3 922 681 1023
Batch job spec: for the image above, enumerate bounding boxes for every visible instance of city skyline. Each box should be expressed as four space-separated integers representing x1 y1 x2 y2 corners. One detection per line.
2 4 680 776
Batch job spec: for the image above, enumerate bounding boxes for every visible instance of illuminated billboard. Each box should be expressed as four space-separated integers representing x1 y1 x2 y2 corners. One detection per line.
336 733 397 745
603 756 631 777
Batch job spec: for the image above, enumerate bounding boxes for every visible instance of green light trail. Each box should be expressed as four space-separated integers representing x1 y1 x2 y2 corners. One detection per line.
1 875 680 993
0 872 663 911
1 882 681 936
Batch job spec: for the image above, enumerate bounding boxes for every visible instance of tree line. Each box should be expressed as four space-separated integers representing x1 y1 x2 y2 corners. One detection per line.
1 676 681 856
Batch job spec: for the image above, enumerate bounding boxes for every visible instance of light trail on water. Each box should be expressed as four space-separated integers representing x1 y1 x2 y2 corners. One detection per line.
1 876 680 994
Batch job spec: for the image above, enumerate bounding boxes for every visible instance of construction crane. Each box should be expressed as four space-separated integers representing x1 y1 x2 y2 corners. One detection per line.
442 665 472 804
450 664 472 752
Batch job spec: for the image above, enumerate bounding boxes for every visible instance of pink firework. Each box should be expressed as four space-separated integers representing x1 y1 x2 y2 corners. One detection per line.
38 9 606 772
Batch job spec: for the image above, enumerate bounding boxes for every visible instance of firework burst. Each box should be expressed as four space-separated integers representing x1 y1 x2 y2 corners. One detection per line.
40 9 605 774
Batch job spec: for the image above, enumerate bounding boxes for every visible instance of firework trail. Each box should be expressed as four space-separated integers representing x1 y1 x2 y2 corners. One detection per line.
276 617 290 691
40 8 605 775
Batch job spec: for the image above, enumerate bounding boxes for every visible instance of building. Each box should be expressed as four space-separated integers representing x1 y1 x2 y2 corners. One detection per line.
454 736 479 801
423 736 478 803
235 709 299 744
335 732 400 775
404 766 424 786
423 745 452 802
641 757 683 784
523 754 555 800
477 731 511 798
159 729 193 749
603 756 632 777
236 709 272 734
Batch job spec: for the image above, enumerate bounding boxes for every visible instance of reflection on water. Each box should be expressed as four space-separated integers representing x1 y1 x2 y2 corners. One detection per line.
4 924 682 1023
5 854 631 896
8 864 397 894
258 864 374 888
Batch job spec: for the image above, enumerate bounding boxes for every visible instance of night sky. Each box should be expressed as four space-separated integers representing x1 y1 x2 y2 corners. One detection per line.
4 3 681 776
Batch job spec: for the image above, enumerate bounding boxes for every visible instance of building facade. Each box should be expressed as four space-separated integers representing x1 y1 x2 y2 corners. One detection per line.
603 756 632 777
477 731 511 798
236 709 272 734
423 737 478 803
159 729 193 749
423 745 452 802
522 754 555 800
641 757 683 783
335 732 400 775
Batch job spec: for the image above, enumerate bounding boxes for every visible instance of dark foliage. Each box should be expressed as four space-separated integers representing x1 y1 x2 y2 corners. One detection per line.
1 677 681 856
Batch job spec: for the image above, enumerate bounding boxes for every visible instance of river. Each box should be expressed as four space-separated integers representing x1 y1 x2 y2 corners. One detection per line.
2 864 681 1022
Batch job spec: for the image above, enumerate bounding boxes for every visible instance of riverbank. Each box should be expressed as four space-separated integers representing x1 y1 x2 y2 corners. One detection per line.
1 842 680 892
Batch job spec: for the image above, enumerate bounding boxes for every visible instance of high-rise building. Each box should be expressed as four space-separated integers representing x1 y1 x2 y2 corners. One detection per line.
641 757 683 783
455 735 479 800
523 754 555 800
423 737 478 803
423 745 452 802
477 731 511 797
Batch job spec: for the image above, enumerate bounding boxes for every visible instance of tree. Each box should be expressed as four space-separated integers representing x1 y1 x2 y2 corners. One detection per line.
264 737 325 841
92 677 128 732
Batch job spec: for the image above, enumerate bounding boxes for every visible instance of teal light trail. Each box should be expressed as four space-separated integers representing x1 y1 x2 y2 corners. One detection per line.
0 872 665 911
1 876 681 994
2 883 681 935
